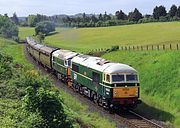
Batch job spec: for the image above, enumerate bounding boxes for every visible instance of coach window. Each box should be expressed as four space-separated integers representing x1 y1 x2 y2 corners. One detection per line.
92 72 100 83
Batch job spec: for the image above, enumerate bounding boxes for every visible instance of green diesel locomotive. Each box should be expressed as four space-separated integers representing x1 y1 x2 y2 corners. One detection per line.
26 37 141 110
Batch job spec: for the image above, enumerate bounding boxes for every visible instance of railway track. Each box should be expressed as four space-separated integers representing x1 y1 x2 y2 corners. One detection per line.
24 44 170 128
114 110 166 128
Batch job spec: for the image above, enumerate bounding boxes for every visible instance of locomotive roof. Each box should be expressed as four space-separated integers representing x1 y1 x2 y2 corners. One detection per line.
52 49 78 60
72 55 137 74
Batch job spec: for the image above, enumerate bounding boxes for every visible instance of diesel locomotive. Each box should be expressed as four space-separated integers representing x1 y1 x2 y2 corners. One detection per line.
26 37 141 110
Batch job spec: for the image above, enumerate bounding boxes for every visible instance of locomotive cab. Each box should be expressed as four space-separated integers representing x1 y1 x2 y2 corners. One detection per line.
103 63 141 108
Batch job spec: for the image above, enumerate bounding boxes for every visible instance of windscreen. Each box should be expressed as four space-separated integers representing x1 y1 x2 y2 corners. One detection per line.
112 75 125 82
126 74 138 81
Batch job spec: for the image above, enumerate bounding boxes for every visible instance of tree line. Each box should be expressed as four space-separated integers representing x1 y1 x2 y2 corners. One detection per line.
13 4 180 28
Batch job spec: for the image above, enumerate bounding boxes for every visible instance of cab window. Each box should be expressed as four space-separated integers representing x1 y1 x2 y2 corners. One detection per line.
126 74 138 81
112 75 124 82
106 74 110 82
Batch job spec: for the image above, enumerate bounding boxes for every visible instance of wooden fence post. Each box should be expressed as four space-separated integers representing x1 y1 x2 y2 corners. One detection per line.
137 46 139 50
141 46 143 51
129 46 130 51
163 44 165 50
152 45 153 50
177 44 179 50
147 45 148 50
157 45 159 50
125 46 127 50
170 44 172 50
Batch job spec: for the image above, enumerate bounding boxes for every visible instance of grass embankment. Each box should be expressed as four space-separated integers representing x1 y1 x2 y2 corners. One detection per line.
43 22 180 52
0 37 116 127
103 50 180 127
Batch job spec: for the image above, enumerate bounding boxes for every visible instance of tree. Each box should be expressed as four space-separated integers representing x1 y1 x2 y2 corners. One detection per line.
129 8 143 22
115 10 127 20
99 13 103 21
103 12 111 21
169 5 178 17
28 15 38 27
91 15 98 22
11 13 19 25
36 32 45 43
153 6 167 19
177 6 180 18
35 21 55 35
0 16 18 38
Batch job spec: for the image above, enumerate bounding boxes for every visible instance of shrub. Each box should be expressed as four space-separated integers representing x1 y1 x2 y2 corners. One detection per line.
35 21 55 35
0 52 13 81
0 16 19 38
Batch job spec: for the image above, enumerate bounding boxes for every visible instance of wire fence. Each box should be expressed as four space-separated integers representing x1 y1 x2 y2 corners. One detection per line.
91 43 180 52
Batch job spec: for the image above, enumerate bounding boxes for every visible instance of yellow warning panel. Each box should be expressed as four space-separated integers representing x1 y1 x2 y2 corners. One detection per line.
113 87 139 98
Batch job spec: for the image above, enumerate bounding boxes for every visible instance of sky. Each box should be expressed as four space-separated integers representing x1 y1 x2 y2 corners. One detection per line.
0 0 180 17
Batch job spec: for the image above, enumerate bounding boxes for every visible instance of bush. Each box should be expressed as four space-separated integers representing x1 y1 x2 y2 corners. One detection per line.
0 52 13 81
0 16 19 38
12 36 19 42
22 86 73 128
35 21 55 35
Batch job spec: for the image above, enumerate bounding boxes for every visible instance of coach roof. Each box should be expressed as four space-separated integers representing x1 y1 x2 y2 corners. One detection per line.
52 49 78 60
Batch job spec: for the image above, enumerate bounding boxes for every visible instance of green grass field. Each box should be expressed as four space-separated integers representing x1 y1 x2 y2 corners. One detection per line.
43 22 180 52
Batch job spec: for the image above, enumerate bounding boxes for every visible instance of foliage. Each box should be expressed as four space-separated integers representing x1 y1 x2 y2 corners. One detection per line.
153 6 167 19
115 10 127 20
28 15 38 27
22 86 73 128
36 32 45 43
107 45 119 52
35 21 55 35
169 5 178 17
128 8 143 22
0 52 13 81
11 13 19 25
0 15 19 38
177 6 180 18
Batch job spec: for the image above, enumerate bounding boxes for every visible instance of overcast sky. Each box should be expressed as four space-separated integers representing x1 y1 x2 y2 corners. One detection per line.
0 0 180 17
